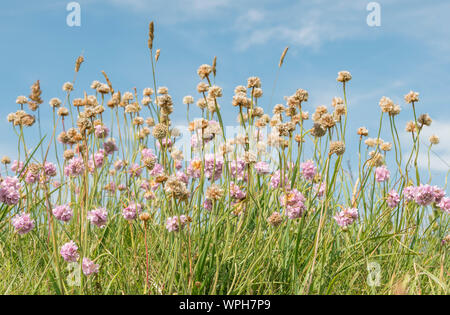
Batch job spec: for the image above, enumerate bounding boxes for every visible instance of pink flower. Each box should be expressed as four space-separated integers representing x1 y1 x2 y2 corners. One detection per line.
94 125 109 139
255 161 271 175
87 207 108 227
0 176 21 205
141 148 156 160
270 171 288 189
11 160 24 174
314 182 326 198
203 198 212 211
229 158 245 181
280 189 306 219
122 203 142 220
165 215 188 232
64 157 85 177
437 197 450 214
403 186 417 202
150 163 163 177
187 159 202 179
128 163 142 177
414 184 436 206
60 241 79 262
230 182 246 200
387 190 400 208
333 208 358 227
82 258 99 276
375 166 390 183
176 171 189 185
204 154 223 181
11 212 34 234
103 138 118 155
52 204 73 222
25 171 39 184
44 162 57 177
300 160 317 181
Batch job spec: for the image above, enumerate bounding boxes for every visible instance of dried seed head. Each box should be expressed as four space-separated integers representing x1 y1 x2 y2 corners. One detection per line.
279 46 289 68
329 141 345 156
197 64 212 79
357 127 369 137
404 90 419 104
75 55 84 73
336 71 352 83
152 123 168 140
206 184 224 201
1 156 11 165
429 134 440 145
267 212 283 227
148 21 154 50
418 113 432 126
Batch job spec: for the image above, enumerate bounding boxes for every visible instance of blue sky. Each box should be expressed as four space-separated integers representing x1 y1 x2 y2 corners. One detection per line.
0 0 449 183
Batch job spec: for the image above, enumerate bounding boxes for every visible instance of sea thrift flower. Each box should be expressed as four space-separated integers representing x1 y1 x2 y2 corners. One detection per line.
187 159 202 179
204 154 223 181
87 207 108 227
314 182 326 198
280 189 306 219
150 163 164 177
11 160 24 174
82 258 100 276
414 184 438 206
60 241 79 262
64 157 85 177
229 158 246 181
270 171 288 189
230 182 246 200
437 197 450 214
203 198 213 211
166 215 189 232
52 204 73 222
122 203 142 220
128 163 143 177
375 166 390 183
267 212 283 226
387 190 400 209
94 125 109 139
255 161 271 175
11 213 34 234
333 208 358 227
300 160 317 181
25 171 40 184
0 176 21 205
403 186 416 202
103 138 118 155
43 162 57 177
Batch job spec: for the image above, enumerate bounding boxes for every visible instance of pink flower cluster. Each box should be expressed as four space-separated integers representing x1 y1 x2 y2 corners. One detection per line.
333 208 358 227
270 171 288 189
11 160 24 174
60 241 79 262
166 215 188 232
11 212 35 234
387 190 400 208
204 154 224 181
0 176 21 205
255 161 271 175
122 203 142 220
230 182 246 200
229 158 246 181
94 125 109 139
403 184 446 207
88 207 108 227
375 166 390 183
43 162 57 178
280 189 306 219
52 204 73 222
300 160 317 181
64 157 85 177
82 258 100 276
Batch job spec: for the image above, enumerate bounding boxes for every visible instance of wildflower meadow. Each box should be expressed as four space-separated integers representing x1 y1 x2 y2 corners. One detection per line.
0 20 448 296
